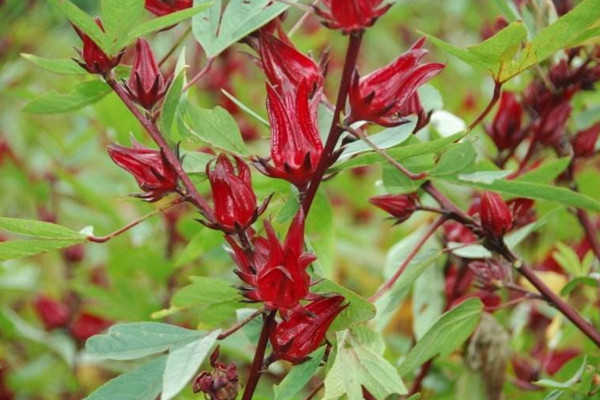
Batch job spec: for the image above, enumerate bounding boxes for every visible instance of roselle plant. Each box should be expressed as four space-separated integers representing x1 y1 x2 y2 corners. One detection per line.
3 0 600 399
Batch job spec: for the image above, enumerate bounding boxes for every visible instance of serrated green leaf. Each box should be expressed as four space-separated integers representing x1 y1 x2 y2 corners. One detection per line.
83 356 166 400
21 54 86 75
24 80 111 114
274 346 326 400
85 322 204 361
161 330 219 400
101 0 145 54
398 298 483 375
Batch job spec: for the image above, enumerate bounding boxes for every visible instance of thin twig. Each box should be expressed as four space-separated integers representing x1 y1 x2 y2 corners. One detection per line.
183 58 215 91
288 0 322 37
159 26 192 67
218 308 265 340
241 311 276 400
467 80 503 131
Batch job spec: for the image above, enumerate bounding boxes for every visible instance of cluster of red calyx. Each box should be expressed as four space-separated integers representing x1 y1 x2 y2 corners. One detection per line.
144 0 193 16
252 23 325 190
73 19 122 76
33 295 112 342
314 0 391 34
107 139 179 202
368 192 420 223
205 154 270 233
125 39 172 111
193 347 239 400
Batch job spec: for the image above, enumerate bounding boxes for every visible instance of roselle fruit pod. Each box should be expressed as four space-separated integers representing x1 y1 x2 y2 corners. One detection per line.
368 192 419 223
69 312 112 342
73 18 122 76
270 295 346 364
348 38 444 127
144 0 193 16
487 92 524 151
480 192 513 237
125 39 171 110
107 140 178 202
315 0 391 34
571 123 600 157
33 295 70 330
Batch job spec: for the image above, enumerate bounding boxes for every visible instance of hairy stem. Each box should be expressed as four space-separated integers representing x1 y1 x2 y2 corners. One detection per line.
241 311 276 400
106 76 213 219
301 31 363 214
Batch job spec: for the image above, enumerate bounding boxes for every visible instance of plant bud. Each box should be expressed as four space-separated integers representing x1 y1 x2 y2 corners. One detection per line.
125 39 171 110
368 193 419 223
315 0 391 34
73 19 122 75
571 123 600 157
33 295 70 330
480 192 513 237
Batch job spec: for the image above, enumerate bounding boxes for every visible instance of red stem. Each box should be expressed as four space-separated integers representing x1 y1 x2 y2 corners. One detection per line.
301 31 363 214
241 311 276 400
105 77 214 219
467 80 502 131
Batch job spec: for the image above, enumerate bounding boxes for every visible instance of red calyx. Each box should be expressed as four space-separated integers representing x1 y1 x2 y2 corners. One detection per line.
107 140 179 202
270 295 346 364
571 122 600 158
192 346 239 400
125 39 171 110
480 192 514 237
487 92 524 152
145 0 193 16
368 192 419 223
69 312 112 342
315 0 391 34
205 154 268 233
73 18 122 76
348 38 444 127
33 295 70 330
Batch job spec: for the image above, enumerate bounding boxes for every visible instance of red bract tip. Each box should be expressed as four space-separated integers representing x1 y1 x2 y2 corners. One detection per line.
571 123 600 158
145 0 193 16
487 92 524 152
480 192 513 237
205 154 268 233
315 0 391 34
348 39 444 127
125 39 171 110
369 193 419 223
73 18 121 76
33 295 70 331
270 295 346 364
107 140 178 202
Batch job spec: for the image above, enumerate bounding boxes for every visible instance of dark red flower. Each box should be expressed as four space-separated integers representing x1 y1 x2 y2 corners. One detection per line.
33 295 70 330
571 123 600 157
254 80 323 189
125 39 171 110
193 347 239 400
468 260 508 292
348 38 444 127
443 221 477 244
532 100 572 146
368 193 419 223
480 192 513 237
69 312 112 342
487 92 525 151
315 0 391 34
73 19 122 75
205 154 268 233
270 295 346 364
396 92 431 132
145 0 192 16
107 140 178 202
228 213 316 314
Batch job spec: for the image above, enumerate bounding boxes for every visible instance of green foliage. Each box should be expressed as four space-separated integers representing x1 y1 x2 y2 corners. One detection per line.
24 80 111 114
273 346 326 400
21 54 86 75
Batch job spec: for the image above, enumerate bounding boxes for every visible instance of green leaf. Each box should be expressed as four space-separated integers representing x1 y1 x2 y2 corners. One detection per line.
222 89 269 127
561 277 598 296
161 330 220 400
0 239 85 262
21 54 86 75
323 328 407 400
430 142 477 177
24 80 111 114
84 356 166 400
274 346 326 400
85 322 204 361
171 276 240 308
398 298 483 375
312 279 376 331
160 67 187 139
338 120 416 162
124 5 213 48
47 0 109 52
535 357 588 389
178 102 249 155
516 158 571 184
101 0 145 54
192 0 296 58
0 217 86 239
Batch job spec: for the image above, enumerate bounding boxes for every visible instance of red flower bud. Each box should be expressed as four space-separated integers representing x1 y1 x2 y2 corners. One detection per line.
571 123 600 157
270 295 346 364
315 0 391 34
125 39 171 110
145 0 192 16
254 80 323 188
206 154 268 233
193 347 239 400
228 213 316 313
70 312 112 342
348 38 444 127
73 19 122 75
480 192 513 237
487 92 524 151
107 140 179 202
33 295 70 330
368 193 419 223
533 100 572 147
